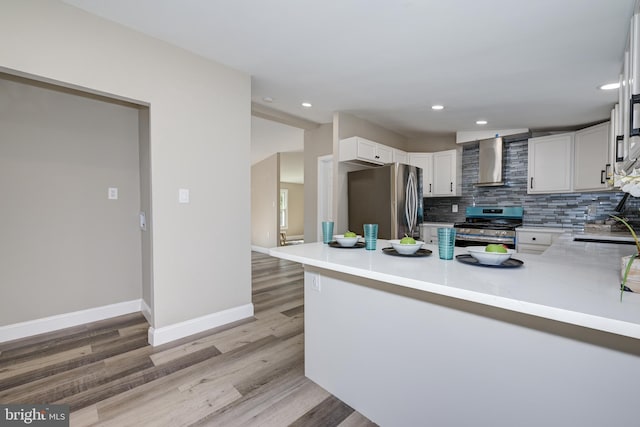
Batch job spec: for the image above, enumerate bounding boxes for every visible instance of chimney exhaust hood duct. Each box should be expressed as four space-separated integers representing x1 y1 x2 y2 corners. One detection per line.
475 137 504 187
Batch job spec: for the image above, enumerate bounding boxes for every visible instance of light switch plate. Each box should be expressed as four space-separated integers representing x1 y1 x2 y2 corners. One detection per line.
178 188 190 204
452 204 458 213
108 187 118 200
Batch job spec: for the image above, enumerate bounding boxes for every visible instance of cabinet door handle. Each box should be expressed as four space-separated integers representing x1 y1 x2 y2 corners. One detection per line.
600 169 606 184
375 155 380 159
429 183 432 193
450 182 453 192
631 94 640 137
530 177 534 189
532 237 536 241
616 135 624 162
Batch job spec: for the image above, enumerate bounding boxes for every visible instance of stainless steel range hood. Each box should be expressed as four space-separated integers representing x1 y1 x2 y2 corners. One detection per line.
475 136 504 186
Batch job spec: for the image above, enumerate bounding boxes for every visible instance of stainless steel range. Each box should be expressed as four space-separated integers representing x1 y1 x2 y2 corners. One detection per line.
454 206 524 249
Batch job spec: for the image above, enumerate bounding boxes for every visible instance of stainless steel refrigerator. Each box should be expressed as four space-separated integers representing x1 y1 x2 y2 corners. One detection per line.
347 163 423 240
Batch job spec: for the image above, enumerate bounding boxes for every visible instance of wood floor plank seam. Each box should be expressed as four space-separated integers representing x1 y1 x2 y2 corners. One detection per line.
0 332 149 392
89 335 286 416
0 313 147 354
0 329 122 367
0 252 378 427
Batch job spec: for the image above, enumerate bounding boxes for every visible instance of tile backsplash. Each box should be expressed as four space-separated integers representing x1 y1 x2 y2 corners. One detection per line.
423 138 640 228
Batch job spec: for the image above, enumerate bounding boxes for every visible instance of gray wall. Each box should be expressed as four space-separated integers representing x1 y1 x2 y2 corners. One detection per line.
251 154 279 248
0 77 142 325
406 133 458 152
335 112 408 150
2 0 251 332
424 137 637 227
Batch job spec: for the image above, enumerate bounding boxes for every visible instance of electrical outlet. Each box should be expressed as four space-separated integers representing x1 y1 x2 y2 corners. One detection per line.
108 187 118 200
452 204 458 213
311 275 321 292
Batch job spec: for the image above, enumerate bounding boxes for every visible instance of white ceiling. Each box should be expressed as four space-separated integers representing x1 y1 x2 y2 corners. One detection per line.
64 0 635 137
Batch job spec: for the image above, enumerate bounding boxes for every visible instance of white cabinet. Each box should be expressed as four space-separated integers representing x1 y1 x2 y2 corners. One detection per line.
573 122 612 192
376 144 393 164
339 136 393 165
409 149 461 197
433 148 462 196
393 148 408 164
528 133 573 194
516 228 565 254
408 152 433 197
420 222 454 244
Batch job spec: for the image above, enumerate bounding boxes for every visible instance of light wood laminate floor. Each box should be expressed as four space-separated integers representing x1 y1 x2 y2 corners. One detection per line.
0 252 378 427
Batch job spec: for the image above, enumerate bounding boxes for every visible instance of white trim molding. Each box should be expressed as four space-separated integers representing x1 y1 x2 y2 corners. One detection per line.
148 303 254 347
0 299 142 343
141 299 152 324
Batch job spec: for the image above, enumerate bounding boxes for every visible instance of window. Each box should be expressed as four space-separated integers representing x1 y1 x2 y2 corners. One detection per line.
280 188 288 229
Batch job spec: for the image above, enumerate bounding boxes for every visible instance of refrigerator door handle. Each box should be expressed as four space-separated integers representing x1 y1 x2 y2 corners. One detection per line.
405 171 418 236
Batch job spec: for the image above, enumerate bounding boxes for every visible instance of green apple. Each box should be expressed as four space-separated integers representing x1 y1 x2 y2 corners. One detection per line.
400 234 416 244
486 244 508 253
344 231 357 238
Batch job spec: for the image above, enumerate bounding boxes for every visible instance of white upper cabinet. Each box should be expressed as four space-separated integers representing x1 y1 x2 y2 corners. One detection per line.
573 122 612 192
339 136 393 165
393 148 408 164
376 143 393 164
528 133 574 194
432 148 462 196
408 152 433 197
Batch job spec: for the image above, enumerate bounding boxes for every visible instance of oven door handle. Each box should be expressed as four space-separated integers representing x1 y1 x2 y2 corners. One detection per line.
455 235 515 244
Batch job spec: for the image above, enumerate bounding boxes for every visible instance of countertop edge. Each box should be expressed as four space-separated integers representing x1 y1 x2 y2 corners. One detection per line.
269 242 640 340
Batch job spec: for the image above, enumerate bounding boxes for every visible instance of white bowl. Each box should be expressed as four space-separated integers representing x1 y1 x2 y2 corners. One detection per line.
389 239 425 255
334 234 360 247
467 246 514 265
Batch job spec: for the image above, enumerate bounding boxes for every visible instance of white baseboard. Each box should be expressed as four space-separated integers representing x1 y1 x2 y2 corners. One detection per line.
148 303 254 347
0 299 142 343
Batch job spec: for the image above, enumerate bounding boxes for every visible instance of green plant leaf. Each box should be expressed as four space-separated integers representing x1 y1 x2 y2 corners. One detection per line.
610 214 640 254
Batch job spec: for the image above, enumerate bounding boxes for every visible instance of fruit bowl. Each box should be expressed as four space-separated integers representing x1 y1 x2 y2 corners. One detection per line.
467 246 514 265
389 239 425 255
334 234 361 247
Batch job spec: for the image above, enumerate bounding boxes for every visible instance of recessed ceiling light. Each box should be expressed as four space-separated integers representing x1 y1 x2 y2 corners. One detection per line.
431 105 444 110
599 82 620 90
301 102 312 108
262 96 274 103
476 120 488 125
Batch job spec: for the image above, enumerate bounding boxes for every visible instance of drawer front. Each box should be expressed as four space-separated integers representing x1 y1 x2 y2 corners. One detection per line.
517 232 552 245
517 243 546 255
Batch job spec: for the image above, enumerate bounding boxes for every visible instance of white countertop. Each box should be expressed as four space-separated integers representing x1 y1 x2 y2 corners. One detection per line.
269 233 640 339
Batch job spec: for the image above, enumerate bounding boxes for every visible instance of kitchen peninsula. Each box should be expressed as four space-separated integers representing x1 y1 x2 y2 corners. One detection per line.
270 235 640 427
